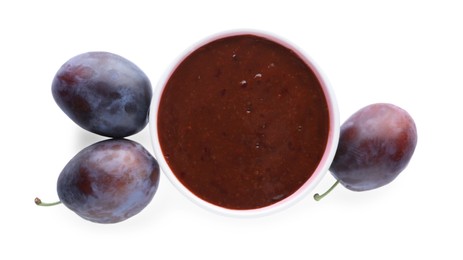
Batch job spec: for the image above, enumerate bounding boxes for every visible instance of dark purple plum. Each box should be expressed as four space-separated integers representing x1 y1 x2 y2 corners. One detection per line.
52 52 152 138
57 139 160 223
329 103 417 191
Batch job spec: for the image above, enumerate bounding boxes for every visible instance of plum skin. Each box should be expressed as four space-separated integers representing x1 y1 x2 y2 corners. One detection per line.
52 52 152 138
330 103 417 191
57 139 160 224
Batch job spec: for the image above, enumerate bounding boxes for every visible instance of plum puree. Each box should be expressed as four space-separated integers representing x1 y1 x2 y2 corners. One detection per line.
157 34 330 210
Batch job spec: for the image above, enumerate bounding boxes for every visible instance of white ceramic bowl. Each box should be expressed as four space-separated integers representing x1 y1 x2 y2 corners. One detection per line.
149 29 339 217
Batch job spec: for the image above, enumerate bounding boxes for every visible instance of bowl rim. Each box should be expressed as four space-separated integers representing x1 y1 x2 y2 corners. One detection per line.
149 29 340 217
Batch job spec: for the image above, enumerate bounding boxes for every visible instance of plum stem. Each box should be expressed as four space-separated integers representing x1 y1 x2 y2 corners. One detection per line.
313 180 340 201
34 197 62 206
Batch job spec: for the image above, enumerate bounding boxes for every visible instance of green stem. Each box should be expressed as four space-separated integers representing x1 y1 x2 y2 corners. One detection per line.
313 180 340 201
35 197 61 206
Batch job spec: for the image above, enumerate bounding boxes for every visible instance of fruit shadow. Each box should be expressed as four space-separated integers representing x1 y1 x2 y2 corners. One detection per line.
314 174 390 206
72 128 108 151
72 126 154 153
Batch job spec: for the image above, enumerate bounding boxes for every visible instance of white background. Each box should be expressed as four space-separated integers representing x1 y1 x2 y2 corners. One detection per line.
1 0 462 259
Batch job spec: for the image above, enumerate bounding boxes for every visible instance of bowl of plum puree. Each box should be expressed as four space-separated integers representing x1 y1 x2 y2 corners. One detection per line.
150 30 340 217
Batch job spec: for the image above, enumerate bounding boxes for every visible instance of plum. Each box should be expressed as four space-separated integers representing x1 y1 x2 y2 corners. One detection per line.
314 103 417 200
37 139 160 224
51 52 152 138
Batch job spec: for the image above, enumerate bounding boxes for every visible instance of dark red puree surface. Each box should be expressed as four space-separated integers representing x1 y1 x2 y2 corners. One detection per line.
157 34 329 210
